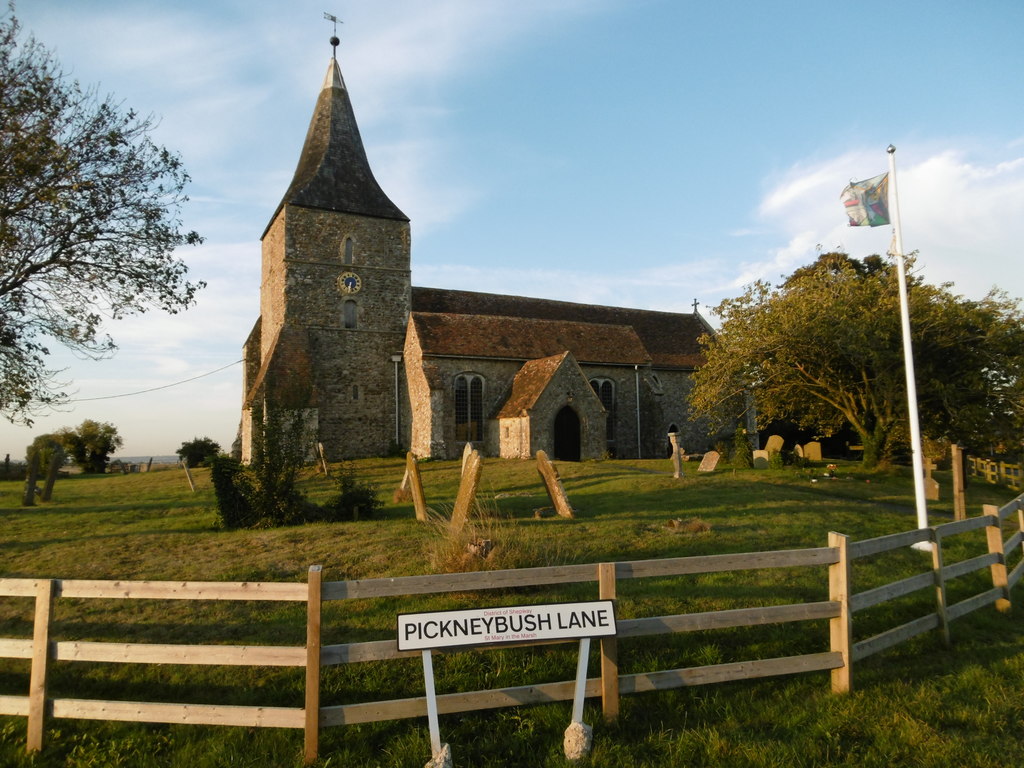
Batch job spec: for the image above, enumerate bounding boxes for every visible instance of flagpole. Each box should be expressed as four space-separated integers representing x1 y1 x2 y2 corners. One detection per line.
887 144 931 549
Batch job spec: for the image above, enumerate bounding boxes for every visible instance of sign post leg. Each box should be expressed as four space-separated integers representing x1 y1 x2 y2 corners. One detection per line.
564 638 594 760
421 650 451 767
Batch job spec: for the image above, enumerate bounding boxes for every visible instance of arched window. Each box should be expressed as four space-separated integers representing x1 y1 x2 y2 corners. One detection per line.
343 300 357 329
455 374 484 442
343 237 354 265
590 378 616 451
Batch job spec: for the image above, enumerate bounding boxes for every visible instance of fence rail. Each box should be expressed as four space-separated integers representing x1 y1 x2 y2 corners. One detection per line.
968 456 1022 490
1 492 1022 763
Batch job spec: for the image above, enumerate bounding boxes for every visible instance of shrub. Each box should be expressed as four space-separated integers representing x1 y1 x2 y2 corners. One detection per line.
210 456 253 529
177 436 221 468
319 463 382 521
731 425 753 468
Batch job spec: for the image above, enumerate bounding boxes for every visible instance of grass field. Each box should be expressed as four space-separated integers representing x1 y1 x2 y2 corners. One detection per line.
2 457 1023 767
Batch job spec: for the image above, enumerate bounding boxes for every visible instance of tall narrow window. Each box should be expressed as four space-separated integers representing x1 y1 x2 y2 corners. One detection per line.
343 237 354 265
343 300 357 329
455 374 484 442
590 378 616 452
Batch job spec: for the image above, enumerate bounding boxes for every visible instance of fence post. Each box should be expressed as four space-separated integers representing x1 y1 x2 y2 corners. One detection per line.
827 532 852 694
930 531 951 647
598 562 619 722
304 565 323 765
983 504 1012 612
27 579 55 753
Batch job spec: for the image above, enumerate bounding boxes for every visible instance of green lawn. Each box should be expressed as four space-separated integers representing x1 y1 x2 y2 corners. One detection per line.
1 458 1023 767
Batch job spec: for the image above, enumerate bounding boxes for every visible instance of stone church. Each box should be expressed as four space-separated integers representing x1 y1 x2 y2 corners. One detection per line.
241 51 714 463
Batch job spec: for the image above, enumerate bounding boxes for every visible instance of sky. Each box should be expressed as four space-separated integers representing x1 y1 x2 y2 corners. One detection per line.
3 0 1024 459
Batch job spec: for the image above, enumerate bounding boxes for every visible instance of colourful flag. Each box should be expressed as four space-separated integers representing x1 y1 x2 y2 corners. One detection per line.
841 172 890 227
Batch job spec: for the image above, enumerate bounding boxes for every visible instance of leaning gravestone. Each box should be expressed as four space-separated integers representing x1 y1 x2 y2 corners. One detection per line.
803 441 822 462
460 441 474 475
668 432 683 479
697 450 720 473
405 452 429 522
765 435 784 454
536 450 575 518
924 459 940 501
752 449 769 469
450 449 483 534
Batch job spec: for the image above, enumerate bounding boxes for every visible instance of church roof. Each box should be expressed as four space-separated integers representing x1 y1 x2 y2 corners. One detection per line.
266 57 407 235
411 287 706 368
496 352 572 418
409 312 650 365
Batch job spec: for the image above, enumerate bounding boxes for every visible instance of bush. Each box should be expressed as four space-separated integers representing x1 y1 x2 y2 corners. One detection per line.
731 425 753 468
318 463 382 521
177 437 221 468
210 456 253 529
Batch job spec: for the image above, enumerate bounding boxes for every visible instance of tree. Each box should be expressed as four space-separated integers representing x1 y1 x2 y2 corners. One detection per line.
689 253 1024 469
176 436 221 468
0 7 203 424
56 419 123 474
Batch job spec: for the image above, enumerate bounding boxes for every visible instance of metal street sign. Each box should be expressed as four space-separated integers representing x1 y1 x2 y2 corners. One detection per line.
397 600 616 652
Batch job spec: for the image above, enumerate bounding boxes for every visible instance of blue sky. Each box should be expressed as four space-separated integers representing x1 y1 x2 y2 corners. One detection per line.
3 0 1024 458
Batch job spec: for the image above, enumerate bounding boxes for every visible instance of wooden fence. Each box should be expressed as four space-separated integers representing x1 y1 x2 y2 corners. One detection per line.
968 457 1022 490
2 492 1022 762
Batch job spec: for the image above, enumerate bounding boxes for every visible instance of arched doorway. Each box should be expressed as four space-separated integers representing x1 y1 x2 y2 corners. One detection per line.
666 423 679 458
553 406 581 461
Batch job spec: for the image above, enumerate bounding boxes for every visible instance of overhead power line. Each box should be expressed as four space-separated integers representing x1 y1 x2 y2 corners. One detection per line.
68 359 242 403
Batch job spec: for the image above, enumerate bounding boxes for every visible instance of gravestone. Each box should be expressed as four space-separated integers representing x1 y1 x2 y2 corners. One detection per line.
461 441 474 475
803 441 822 461
951 443 966 521
450 449 483 534
752 449 769 469
764 435 784 454
794 444 804 459
536 450 575 518
697 450 720 473
40 445 65 502
924 459 940 501
405 452 429 522
668 432 683 479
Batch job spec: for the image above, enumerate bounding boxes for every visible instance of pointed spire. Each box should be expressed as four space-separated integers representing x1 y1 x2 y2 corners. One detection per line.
272 56 408 227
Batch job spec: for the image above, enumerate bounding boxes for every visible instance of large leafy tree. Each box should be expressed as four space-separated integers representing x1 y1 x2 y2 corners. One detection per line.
689 252 1024 468
0 7 203 424
55 419 123 474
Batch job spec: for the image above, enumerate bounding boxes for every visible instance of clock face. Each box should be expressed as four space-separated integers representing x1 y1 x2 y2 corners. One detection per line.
337 272 362 294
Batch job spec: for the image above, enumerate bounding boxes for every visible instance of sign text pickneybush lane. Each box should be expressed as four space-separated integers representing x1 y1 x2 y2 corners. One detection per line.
397 600 617 652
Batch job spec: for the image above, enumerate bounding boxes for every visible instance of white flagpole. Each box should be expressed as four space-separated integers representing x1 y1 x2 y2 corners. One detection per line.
887 145 931 549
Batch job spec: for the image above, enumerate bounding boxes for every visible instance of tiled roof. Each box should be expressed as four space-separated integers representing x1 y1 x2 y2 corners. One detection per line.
496 352 569 418
411 287 706 368
410 312 650 365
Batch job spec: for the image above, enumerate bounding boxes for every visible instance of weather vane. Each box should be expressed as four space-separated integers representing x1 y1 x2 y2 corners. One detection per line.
324 11 342 55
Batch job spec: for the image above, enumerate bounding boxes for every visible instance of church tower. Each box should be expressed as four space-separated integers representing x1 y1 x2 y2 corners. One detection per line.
241 48 410 461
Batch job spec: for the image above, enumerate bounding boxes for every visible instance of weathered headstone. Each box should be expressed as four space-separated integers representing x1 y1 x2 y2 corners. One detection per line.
536 450 575 518
406 452 429 522
794 444 804 459
460 441 473 475
752 449 769 469
803 441 822 462
924 459 940 501
765 435 784 454
317 442 330 476
951 443 966 521
41 445 65 502
450 449 483 534
22 452 40 507
668 432 683 479
697 450 720 473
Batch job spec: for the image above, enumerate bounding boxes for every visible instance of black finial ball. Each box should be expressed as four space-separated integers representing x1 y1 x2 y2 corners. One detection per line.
330 36 340 47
